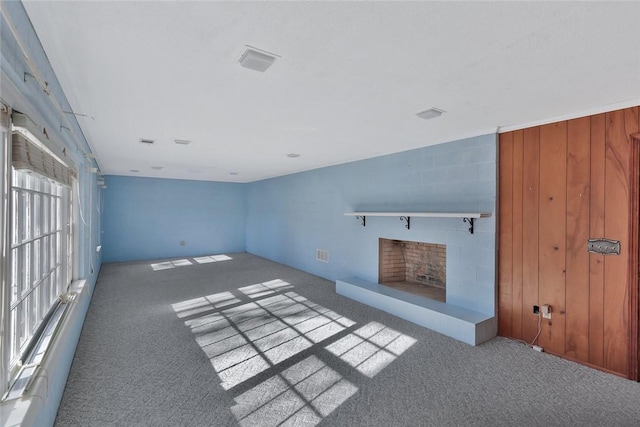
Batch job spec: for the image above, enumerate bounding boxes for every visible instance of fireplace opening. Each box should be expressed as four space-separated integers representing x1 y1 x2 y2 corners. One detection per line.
378 238 446 302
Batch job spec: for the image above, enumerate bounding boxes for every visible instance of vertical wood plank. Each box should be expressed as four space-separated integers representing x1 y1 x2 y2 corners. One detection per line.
633 108 640 381
624 108 639 380
628 112 640 381
565 116 591 362
522 127 540 343
589 113 606 367
498 133 514 337
603 109 631 375
499 107 638 376
538 122 567 354
512 130 524 339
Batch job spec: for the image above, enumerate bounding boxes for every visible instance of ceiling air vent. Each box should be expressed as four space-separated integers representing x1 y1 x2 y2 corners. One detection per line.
416 108 445 121
139 138 155 145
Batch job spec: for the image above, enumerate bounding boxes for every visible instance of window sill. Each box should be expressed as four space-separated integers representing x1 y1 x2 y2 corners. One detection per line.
0 279 90 427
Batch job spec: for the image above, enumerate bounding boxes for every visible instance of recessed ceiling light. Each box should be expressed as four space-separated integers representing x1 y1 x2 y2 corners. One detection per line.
175 139 191 145
416 108 445 120
130 169 139 173
287 153 301 158
139 138 155 145
239 46 279 72
229 172 239 176
151 166 164 170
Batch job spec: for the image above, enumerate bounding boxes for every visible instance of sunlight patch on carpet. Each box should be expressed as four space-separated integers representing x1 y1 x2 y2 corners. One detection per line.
231 356 357 426
172 282 416 426
194 254 233 264
325 321 417 378
153 254 232 270
151 258 192 271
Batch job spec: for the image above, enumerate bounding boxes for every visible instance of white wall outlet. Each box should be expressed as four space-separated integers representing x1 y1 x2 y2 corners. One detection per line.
541 304 551 319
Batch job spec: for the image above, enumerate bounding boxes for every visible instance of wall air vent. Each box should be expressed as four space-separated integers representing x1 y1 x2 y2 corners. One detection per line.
316 249 329 263
139 138 155 145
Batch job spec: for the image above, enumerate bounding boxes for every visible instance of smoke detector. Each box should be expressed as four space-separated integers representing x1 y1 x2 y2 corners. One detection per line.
238 46 279 72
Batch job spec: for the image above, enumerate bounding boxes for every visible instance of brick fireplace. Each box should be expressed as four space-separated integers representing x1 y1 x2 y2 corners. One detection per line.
378 238 446 301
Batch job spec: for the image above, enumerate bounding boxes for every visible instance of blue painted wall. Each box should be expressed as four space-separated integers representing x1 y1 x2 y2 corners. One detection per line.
246 134 497 315
1 2 496 425
1 2 102 425
102 176 246 262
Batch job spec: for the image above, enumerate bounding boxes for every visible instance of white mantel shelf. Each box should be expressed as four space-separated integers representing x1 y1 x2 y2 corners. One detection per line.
345 212 491 218
344 212 491 234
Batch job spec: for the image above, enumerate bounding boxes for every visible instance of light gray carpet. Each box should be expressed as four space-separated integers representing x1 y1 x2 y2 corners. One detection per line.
55 252 640 426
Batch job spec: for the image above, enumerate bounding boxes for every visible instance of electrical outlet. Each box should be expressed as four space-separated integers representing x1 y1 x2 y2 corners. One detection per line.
533 305 539 314
541 304 551 319
180 240 186 246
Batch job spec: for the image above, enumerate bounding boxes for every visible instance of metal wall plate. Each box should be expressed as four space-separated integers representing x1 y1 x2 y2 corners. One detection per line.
587 238 620 255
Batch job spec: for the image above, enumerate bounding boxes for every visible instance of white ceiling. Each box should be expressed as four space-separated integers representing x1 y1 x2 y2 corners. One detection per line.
22 1 640 183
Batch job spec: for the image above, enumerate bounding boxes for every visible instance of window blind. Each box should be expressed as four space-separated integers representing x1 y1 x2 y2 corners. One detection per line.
12 132 72 186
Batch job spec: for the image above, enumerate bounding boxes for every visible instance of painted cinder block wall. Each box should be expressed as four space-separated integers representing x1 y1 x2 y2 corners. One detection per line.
246 134 497 315
102 176 247 262
100 134 496 315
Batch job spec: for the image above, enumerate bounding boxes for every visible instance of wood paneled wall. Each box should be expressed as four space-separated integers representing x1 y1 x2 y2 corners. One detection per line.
498 107 640 378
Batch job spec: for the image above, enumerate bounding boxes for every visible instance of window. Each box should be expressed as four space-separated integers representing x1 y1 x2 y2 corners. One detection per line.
8 169 72 371
4 123 74 380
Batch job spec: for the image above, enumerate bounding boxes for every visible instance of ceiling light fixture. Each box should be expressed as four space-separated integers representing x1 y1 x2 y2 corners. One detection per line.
238 46 279 72
151 166 164 170
286 153 301 158
139 138 155 145
416 108 445 120
130 169 139 173
229 172 239 176
174 139 191 145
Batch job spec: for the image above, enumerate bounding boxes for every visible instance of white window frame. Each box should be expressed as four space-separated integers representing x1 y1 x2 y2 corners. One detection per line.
8 170 72 373
1 118 74 393
0 106 11 397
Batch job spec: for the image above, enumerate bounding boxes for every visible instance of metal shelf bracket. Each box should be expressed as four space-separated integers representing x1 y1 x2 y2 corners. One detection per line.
400 216 411 230
463 217 475 234
356 215 366 227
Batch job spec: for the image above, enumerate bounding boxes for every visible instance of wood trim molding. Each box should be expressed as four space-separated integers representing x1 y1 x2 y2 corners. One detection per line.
629 132 640 381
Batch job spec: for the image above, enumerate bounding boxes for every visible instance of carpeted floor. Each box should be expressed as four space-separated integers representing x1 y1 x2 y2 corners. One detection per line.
55 252 640 426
